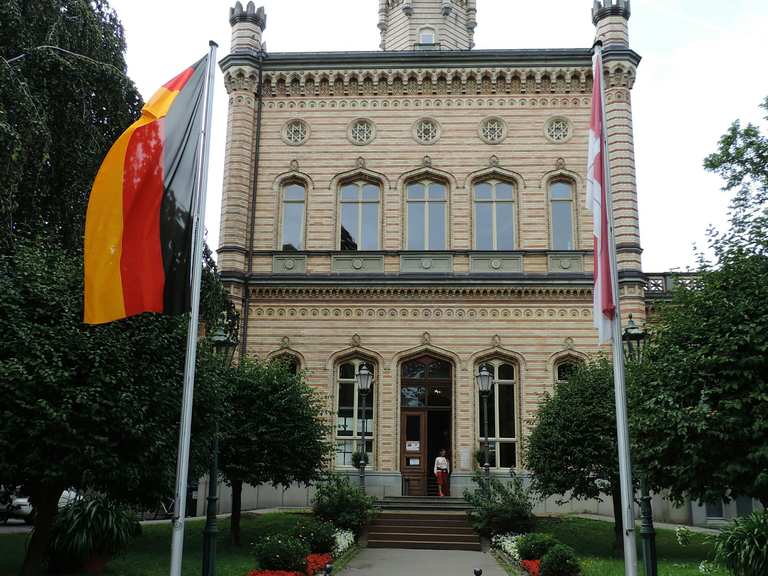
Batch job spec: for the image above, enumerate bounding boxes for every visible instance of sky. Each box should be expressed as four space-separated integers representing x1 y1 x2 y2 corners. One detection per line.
109 0 768 272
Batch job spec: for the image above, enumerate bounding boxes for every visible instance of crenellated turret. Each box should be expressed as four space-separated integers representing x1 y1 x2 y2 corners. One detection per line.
230 1 267 53
592 0 630 46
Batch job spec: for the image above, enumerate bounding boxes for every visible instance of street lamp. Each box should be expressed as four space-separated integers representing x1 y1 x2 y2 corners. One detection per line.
475 366 494 484
203 323 238 576
355 364 374 493
621 314 656 576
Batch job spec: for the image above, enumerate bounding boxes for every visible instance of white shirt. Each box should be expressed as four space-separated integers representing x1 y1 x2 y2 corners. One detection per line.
434 456 450 474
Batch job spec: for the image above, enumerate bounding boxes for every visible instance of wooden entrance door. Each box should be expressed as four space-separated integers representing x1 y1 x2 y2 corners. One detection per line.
401 411 427 496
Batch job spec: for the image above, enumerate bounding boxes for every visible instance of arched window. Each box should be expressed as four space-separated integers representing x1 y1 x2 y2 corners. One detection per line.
476 359 518 469
273 353 300 375
554 359 580 385
550 180 574 250
473 179 516 250
281 181 306 251
417 27 437 49
407 179 447 250
340 180 381 251
335 359 375 467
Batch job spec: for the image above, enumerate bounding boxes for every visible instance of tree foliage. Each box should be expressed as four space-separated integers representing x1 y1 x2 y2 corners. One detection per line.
634 97 768 508
218 358 332 544
525 358 629 551
0 0 142 251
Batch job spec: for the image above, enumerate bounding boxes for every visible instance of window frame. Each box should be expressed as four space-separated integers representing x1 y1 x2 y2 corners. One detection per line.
338 178 382 251
476 358 519 470
279 179 307 251
405 178 449 251
472 178 517 251
554 358 580 386
334 358 376 469
548 179 576 251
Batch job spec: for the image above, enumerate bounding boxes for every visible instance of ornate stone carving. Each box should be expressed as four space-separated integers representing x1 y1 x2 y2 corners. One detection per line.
289 159 300 171
422 155 432 167
555 157 566 170
492 334 502 347
356 156 366 169
224 67 260 94
351 333 362 347
489 155 499 167
422 331 431 345
280 336 290 349
564 337 575 350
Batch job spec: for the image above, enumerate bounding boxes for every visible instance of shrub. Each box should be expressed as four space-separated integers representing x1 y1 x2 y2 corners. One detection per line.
48 493 140 572
463 471 535 537
517 533 558 560
294 517 337 554
713 511 768 576
254 535 310 573
313 474 376 533
540 544 581 576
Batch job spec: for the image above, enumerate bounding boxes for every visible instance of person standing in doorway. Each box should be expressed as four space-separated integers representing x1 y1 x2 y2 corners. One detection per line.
434 448 450 497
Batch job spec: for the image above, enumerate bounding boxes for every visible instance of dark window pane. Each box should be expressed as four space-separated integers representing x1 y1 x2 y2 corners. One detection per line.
552 200 573 250
339 363 355 379
478 441 496 467
557 362 577 382
705 501 724 518
499 442 517 468
475 202 493 250
403 360 427 379
341 204 358 251
406 415 421 442
498 384 516 438
361 203 379 250
736 496 753 516
358 388 374 437
474 182 492 200
428 202 445 250
408 202 425 250
337 380 354 436
282 202 304 251
496 182 514 200
479 393 495 439
496 202 515 250
428 383 451 406
498 363 515 381
401 386 426 407
427 360 452 379
408 183 425 200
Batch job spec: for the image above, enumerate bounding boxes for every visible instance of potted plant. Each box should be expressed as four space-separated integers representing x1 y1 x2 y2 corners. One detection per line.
48 493 140 574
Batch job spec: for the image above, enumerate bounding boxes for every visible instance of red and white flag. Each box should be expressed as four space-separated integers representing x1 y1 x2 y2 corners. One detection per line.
586 48 615 343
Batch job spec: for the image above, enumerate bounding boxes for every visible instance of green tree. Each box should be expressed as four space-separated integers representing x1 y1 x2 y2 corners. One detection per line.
0 241 231 575
218 358 332 545
0 0 142 252
526 358 629 553
633 98 768 508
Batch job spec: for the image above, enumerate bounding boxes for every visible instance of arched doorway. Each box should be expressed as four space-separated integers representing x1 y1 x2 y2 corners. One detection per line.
400 354 453 496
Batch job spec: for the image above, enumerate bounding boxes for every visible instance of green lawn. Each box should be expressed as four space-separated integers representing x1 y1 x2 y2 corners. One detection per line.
0 512 314 576
531 517 725 576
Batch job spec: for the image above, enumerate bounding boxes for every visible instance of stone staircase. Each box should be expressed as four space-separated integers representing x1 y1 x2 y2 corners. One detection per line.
367 497 480 551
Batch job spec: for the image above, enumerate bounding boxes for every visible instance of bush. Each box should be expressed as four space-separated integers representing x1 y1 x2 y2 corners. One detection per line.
713 511 768 576
294 517 337 554
517 533 558 560
540 544 581 576
463 471 535 537
313 474 376 533
253 534 310 572
48 493 140 572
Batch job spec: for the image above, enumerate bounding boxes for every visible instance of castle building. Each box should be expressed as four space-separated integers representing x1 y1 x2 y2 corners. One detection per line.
217 0 646 499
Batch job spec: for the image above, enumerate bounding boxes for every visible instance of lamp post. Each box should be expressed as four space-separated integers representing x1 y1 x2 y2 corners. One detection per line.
475 366 494 485
355 364 374 493
622 314 656 576
202 323 238 576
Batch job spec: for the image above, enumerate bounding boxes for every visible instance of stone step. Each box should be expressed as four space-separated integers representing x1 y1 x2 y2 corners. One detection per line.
369 531 478 543
370 519 472 530
367 539 482 551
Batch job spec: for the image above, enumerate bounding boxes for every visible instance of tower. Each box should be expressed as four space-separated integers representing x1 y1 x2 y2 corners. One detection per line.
378 0 476 51
592 0 644 319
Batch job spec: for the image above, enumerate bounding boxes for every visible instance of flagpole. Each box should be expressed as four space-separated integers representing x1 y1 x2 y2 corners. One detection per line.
169 40 218 576
596 41 638 576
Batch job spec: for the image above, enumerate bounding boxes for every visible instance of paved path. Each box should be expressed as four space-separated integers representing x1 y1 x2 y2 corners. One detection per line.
339 548 506 576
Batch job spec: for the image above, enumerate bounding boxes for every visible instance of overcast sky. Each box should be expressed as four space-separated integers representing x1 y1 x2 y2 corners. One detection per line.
109 0 768 272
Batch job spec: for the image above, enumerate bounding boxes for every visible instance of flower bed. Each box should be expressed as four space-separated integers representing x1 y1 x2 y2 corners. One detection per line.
247 528 356 576
492 532 581 576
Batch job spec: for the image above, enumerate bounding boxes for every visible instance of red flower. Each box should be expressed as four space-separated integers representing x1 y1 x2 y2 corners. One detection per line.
305 553 332 576
521 559 541 576
246 571 302 576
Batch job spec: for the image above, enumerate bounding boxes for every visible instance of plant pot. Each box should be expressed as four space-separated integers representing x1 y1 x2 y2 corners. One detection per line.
83 555 111 574
520 559 540 576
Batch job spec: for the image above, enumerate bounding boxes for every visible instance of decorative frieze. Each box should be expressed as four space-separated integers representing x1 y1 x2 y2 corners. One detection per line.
401 254 453 273
263 96 591 111
548 253 584 273
470 254 523 273
272 255 307 274
331 255 385 273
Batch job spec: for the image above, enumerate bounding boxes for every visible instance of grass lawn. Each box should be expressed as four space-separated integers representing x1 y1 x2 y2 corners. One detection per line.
0 512 335 576
531 517 725 576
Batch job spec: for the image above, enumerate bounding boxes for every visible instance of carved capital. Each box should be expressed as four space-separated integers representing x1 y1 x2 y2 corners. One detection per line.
224 66 260 94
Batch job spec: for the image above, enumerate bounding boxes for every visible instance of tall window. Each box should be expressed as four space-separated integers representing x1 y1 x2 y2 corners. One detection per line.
550 180 574 250
281 182 306 251
340 180 381 250
407 179 447 250
474 179 516 250
477 360 518 469
335 359 375 467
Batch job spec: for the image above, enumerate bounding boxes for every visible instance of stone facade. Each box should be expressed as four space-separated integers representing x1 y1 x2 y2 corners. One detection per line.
216 0 645 498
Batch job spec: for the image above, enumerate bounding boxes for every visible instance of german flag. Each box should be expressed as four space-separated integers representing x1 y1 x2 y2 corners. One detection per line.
84 56 208 325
